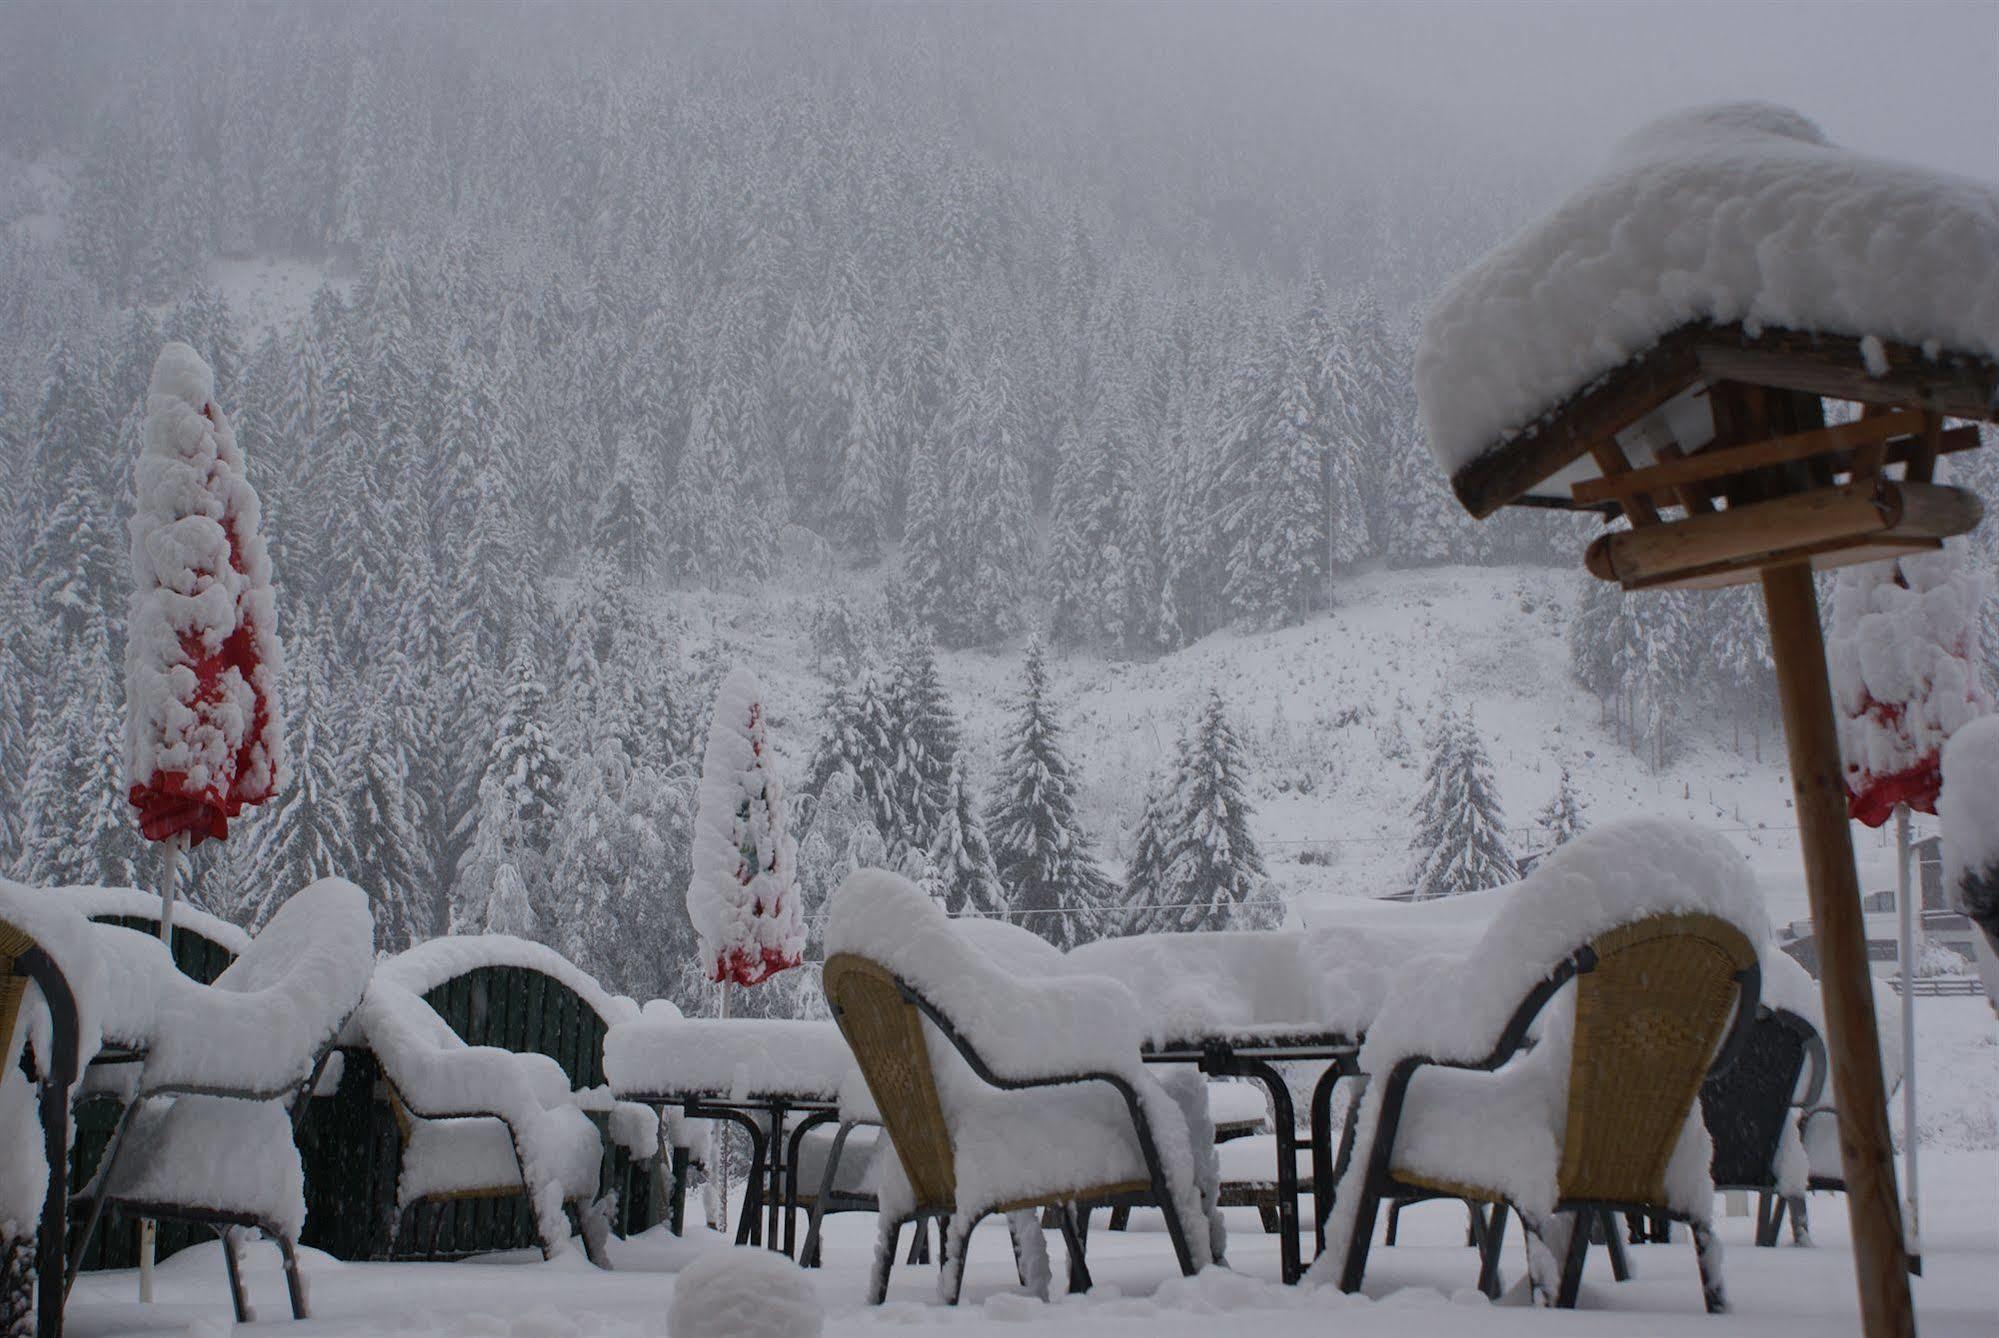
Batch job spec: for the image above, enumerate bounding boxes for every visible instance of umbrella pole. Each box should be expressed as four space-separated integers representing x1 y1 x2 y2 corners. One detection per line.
140 830 188 1302
1897 803 1922 1273
1762 562 1914 1338
155 830 187 946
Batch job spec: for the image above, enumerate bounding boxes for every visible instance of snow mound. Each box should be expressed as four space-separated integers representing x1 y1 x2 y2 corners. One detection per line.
1416 101 1999 479
604 1017 850 1103
668 1247 824 1338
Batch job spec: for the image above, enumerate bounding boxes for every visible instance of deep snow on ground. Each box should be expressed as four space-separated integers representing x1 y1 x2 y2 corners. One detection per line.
62 1142 1997 1336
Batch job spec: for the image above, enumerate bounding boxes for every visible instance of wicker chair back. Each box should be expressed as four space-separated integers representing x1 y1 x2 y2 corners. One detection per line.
823 952 957 1213
1559 912 1759 1205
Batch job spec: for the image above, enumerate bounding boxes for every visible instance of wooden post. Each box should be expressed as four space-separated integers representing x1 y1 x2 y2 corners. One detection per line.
1761 561 1915 1338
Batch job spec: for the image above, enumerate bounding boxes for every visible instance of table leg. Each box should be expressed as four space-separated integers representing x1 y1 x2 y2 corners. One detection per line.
1203 1050 1301 1284
688 1106 767 1247
783 1112 836 1259
765 1104 787 1254
1309 1058 1357 1260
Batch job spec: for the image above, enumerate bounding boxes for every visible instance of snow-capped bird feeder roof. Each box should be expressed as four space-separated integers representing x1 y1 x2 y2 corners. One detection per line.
1416 104 1999 591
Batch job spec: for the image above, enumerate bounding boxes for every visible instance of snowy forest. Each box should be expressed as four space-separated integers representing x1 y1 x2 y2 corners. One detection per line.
4 1 1997 1011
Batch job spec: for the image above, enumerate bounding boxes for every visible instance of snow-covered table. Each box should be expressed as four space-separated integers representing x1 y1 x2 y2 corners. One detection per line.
604 1016 855 1256
1070 893 1504 1281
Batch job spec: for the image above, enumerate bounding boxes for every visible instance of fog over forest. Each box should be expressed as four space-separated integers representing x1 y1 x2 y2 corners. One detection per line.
1 0 1992 1008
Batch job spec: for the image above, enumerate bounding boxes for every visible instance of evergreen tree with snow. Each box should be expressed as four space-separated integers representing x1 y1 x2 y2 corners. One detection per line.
482 862 538 938
1409 704 1517 899
1130 690 1270 933
1537 767 1588 849
243 628 350 927
984 640 1115 947
16 619 141 889
927 753 1007 917
453 650 564 928
341 684 430 950
591 430 663 581
884 633 962 850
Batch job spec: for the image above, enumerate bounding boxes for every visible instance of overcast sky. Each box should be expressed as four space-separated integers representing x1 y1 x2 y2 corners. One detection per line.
1270 0 1999 182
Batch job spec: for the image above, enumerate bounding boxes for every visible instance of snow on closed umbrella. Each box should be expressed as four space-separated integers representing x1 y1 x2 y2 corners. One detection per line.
687 667 803 988
685 667 801 1234
1828 545 1990 1272
124 341 285 938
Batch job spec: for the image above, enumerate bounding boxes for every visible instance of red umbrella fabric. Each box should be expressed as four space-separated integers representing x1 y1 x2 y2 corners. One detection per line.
125 342 285 847
1829 550 1989 828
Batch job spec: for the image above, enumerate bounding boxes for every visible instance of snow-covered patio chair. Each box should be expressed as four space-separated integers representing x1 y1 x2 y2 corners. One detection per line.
823 870 1218 1305
366 936 686 1251
1321 820 1764 1313
1697 1002 1816 1248
356 978 610 1267
71 878 373 1324
1 884 101 1338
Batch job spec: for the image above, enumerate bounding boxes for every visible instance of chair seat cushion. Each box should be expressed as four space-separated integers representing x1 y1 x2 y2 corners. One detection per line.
1388 1049 1567 1212
106 1095 306 1239
401 1106 602 1207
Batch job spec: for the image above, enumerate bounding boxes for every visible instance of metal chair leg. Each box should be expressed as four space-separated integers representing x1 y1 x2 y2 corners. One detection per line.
1058 1206 1093 1294
1555 1212 1590 1309
219 1226 252 1325
1693 1219 1727 1314
1384 1198 1402 1246
1601 1209 1631 1282
279 1234 309 1319
1476 1203 1510 1300
868 1215 904 1305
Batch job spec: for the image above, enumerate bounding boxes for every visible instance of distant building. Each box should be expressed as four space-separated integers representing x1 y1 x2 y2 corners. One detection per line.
1777 836 1981 977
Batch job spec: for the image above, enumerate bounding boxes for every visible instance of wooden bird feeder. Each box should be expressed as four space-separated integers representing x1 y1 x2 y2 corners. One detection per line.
1448 319 1999 1338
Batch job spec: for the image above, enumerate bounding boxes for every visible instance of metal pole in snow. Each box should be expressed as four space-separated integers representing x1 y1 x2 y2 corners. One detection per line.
714 980 732 1235
1896 804 1921 1272
140 829 187 1302
156 829 186 945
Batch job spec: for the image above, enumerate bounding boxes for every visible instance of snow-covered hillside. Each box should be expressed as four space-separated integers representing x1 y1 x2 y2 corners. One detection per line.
664 560 1918 938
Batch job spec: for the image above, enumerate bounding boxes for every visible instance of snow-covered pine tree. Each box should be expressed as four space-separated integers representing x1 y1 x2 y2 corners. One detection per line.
24 342 121 640
453 650 564 929
1537 766 1588 848
1119 776 1174 933
1135 690 1270 932
885 633 962 850
341 683 430 950
16 618 142 889
927 753 1006 917
1408 704 1517 899
483 861 538 938
984 640 1115 947
243 625 351 927
591 430 663 581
